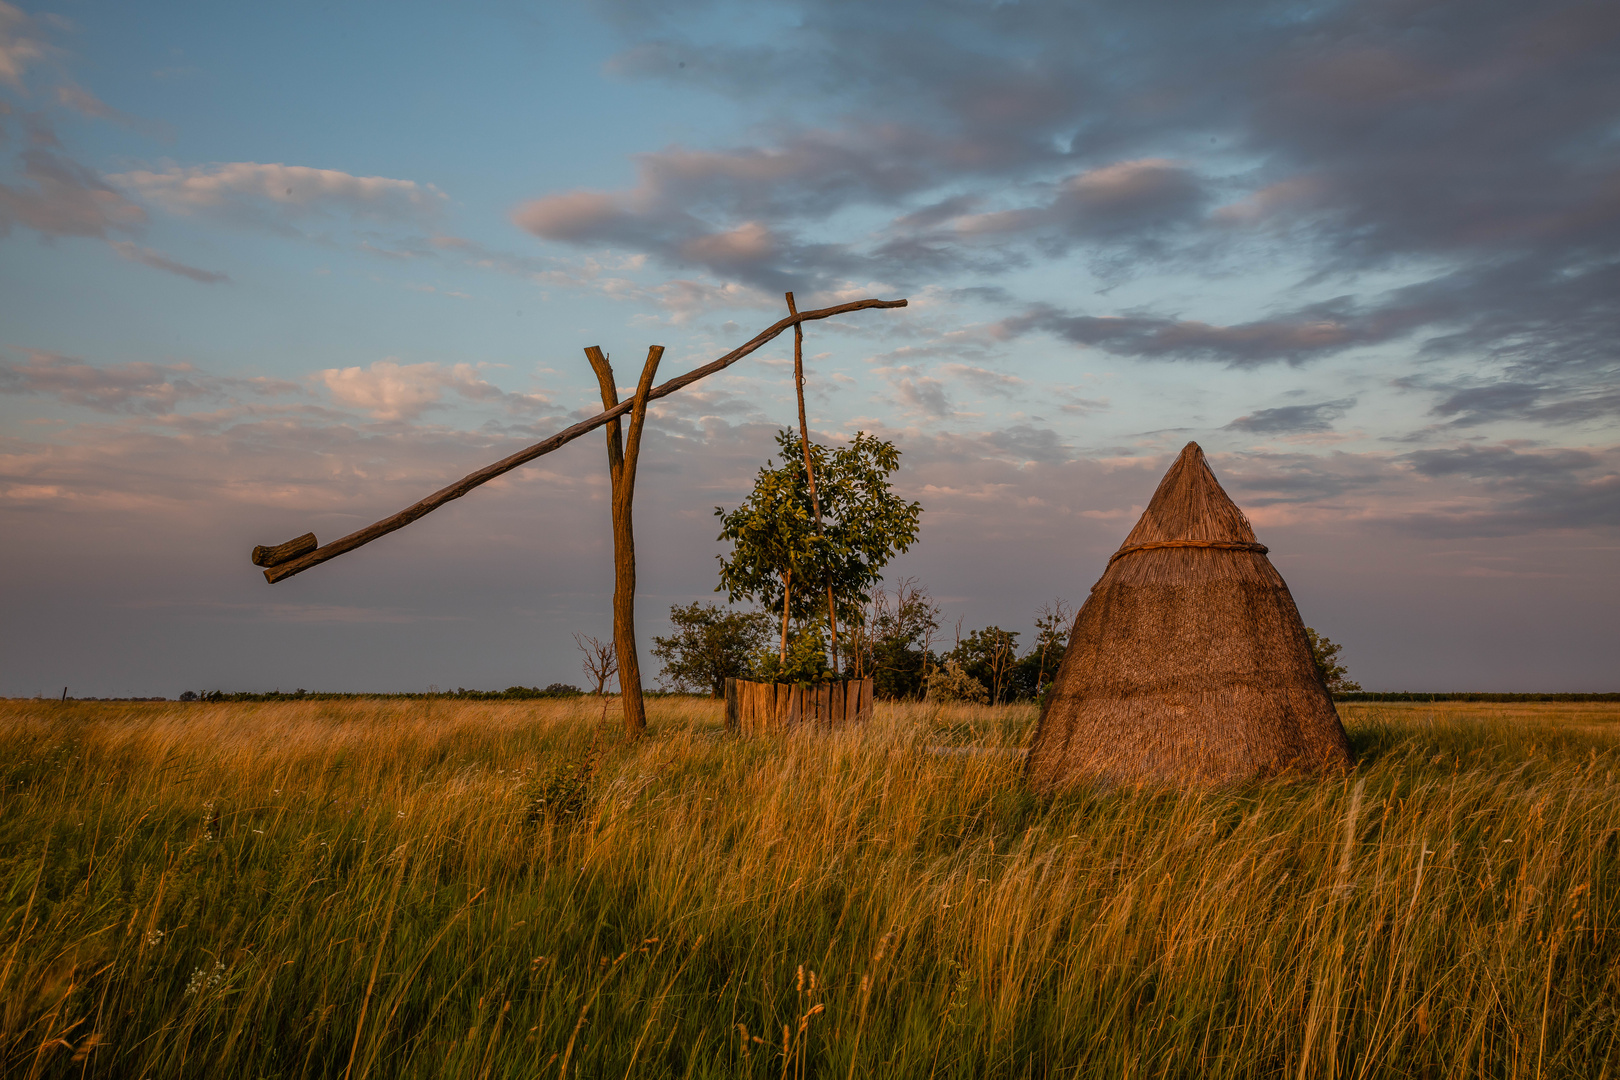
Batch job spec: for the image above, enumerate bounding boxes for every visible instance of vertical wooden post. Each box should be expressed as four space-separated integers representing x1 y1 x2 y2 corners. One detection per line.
725 678 739 732
585 344 663 739
785 292 841 675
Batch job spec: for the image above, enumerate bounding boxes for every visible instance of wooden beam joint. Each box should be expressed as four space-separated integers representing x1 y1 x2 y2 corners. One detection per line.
252 532 317 569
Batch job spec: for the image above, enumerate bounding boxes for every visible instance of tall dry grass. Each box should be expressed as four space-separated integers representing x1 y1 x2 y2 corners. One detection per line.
1 695 1617 1077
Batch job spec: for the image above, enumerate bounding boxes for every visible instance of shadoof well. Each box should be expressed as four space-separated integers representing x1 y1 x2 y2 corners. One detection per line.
251 296 908 738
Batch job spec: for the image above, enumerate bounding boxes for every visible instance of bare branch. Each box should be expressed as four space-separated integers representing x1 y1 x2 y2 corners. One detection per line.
574 632 618 696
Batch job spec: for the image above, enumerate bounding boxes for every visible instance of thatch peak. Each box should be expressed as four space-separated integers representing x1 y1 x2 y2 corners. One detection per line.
1118 442 1257 549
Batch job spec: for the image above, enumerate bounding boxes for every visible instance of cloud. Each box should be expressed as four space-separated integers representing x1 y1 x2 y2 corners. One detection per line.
1203 442 1620 538
318 359 549 421
557 0 1620 407
1227 398 1355 435
1403 444 1602 483
0 129 226 285
993 300 1410 367
941 363 1023 398
55 84 172 140
0 145 146 238
113 162 447 233
1394 444 1620 536
0 1 50 90
107 240 228 283
881 367 954 419
512 134 1206 290
1397 368 1620 430
949 159 1205 246
0 349 297 413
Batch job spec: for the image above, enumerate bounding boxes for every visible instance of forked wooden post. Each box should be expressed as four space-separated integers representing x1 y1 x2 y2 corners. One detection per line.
585 345 661 739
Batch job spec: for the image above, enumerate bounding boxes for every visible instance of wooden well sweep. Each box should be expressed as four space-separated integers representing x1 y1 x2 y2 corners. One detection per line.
725 677 874 734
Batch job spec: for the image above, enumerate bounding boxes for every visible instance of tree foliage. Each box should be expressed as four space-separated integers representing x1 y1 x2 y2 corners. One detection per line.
946 626 1022 705
1012 597 1074 700
650 602 772 697
928 661 988 704
715 430 922 660
1305 627 1362 694
854 578 939 699
751 625 832 684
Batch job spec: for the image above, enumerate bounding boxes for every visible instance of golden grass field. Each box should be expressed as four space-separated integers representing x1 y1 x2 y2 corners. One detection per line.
2 695 1617 1078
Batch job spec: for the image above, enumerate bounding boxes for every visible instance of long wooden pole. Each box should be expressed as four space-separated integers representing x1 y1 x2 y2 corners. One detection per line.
256 298 906 583
586 345 660 738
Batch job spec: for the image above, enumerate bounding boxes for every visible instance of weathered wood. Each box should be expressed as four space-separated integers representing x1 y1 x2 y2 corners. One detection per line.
252 532 317 568
259 298 907 584
741 683 761 735
761 683 774 734
786 292 839 671
586 345 661 739
729 677 874 732
786 292 843 674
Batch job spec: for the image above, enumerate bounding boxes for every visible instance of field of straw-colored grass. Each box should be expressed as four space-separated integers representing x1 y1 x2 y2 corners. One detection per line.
2 695 1617 1078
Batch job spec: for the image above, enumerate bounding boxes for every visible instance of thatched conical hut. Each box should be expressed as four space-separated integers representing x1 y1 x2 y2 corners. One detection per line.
1025 442 1352 789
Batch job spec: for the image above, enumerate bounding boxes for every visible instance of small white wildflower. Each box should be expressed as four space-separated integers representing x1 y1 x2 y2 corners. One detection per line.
144 929 164 946
184 961 227 996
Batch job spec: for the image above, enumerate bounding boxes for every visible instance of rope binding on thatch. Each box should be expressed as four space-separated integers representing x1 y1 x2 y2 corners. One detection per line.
1105 539 1269 567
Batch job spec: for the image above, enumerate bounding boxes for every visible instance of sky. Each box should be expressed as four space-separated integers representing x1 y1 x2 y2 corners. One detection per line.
1 0 1616 697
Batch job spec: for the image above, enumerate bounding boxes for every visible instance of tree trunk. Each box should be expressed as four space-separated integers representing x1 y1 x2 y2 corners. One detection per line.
586 344 663 739
779 568 792 663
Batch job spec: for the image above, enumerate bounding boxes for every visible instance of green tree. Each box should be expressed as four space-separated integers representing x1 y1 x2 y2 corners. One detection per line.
715 430 922 667
928 660 988 704
750 624 832 684
948 626 1021 705
1305 627 1362 694
650 603 771 697
1012 597 1073 699
854 578 939 699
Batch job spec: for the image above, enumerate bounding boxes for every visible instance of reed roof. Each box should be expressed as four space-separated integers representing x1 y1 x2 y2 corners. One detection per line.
1024 442 1352 789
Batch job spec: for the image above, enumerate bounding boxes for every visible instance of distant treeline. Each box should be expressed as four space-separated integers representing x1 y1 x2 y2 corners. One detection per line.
179 685 598 702
33 686 591 703
1334 692 1620 702
25 689 1618 704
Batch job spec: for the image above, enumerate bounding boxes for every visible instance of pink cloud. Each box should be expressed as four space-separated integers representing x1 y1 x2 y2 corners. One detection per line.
113 162 446 227
0 1 50 90
0 146 146 238
107 240 228 283
318 359 548 421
